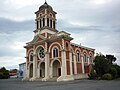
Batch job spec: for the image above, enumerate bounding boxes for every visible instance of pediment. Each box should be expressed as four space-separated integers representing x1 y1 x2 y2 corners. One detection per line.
27 34 46 44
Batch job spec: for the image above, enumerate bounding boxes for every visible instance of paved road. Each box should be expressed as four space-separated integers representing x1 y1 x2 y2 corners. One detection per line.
0 79 120 90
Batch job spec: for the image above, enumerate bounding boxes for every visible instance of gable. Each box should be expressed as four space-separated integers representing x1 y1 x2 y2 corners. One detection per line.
28 34 46 44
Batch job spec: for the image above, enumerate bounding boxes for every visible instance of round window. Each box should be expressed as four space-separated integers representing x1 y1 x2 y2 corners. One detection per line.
38 47 45 59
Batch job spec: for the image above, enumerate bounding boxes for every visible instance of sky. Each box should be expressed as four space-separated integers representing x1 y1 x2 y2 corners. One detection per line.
0 0 120 70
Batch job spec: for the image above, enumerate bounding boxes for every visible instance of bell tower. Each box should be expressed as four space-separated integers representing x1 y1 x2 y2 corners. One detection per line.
34 1 57 35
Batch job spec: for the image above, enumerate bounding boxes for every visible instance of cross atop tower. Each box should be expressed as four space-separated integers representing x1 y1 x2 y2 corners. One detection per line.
45 0 47 3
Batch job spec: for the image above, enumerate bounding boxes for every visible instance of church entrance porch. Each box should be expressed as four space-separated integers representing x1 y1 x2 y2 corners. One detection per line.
53 60 61 77
29 63 33 78
40 62 45 78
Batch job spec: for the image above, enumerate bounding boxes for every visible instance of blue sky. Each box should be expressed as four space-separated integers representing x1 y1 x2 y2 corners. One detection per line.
0 0 120 70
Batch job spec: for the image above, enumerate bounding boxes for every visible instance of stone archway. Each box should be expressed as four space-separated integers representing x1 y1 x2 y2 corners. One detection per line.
53 60 61 77
40 62 45 78
29 63 33 78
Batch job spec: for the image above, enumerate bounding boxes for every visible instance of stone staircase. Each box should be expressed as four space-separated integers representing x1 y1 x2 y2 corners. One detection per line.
48 77 58 81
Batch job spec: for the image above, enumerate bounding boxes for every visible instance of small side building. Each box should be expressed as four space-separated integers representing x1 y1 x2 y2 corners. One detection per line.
18 62 26 78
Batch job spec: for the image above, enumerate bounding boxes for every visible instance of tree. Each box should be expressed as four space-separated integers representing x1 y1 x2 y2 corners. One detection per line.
94 53 111 77
112 64 120 77
0 67 9 79
106 55 116 64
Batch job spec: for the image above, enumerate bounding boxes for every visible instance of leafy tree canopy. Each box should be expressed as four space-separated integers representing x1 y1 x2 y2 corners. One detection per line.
94 53 111 76
106 55 116 64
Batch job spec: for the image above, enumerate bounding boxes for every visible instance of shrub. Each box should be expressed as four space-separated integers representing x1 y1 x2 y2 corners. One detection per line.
102 73 112 80
109 67 117 78
94 77 101 80
112 65 120 77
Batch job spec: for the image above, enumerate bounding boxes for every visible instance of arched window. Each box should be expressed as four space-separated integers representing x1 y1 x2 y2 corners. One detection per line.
89 55 92 63
77 52 80 62
47 18 49 27
83 53 87 62
30 53 33 61
53 47 58 58
53 21 55 29
37 21 39 29
50 19 52 28
43 18 45 27
66 42 68 47
40 19 42 28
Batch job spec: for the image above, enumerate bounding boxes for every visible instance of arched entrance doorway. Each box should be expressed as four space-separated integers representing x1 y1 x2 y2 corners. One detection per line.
53 60 61 77
40 62 45 78
29 63 33 78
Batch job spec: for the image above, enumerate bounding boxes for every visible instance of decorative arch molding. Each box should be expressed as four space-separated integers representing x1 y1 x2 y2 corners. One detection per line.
70 46 75 54
89 51 93 57
29 51 33 62
89 51 94 63
82 50 88 56
75 48 81 53
27 48 33 57
65 41 69 49
75 48 81 62
82 50 89 63
28 62 33 69
38 61 45 68
48 42 62 52
52 46 59 58
50 59 61 67
35 45 45 53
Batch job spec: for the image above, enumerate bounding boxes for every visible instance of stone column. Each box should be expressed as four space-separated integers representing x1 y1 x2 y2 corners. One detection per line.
61 49 67 76
81 55 85 74
88 56 90 65
45 15 47 27
42 42 50 81
25 57 29 79
73 53 77 74
32 53 37 79
69 51 73 75
44 51 50 80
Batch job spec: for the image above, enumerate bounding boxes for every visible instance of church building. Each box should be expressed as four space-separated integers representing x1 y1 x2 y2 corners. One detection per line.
24 1 95 81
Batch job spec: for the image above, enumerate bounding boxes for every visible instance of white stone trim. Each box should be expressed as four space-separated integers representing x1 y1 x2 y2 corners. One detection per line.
82 50 88 56
69 51 73 75
75 48 81 53
40 29 56 34
29 51 33 62
48 42 62 52
81 56 85 74
35 45 45 52
35 45 45 60
82 50 88 63
62 39 65 49
61 50 67 76
73 54 77 74
27 48 33 57
42 52 50 81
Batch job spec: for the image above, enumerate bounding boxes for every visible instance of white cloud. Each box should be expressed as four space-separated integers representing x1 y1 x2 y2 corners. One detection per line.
0 56 24 69
0 31 33 69
71 30 120 65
